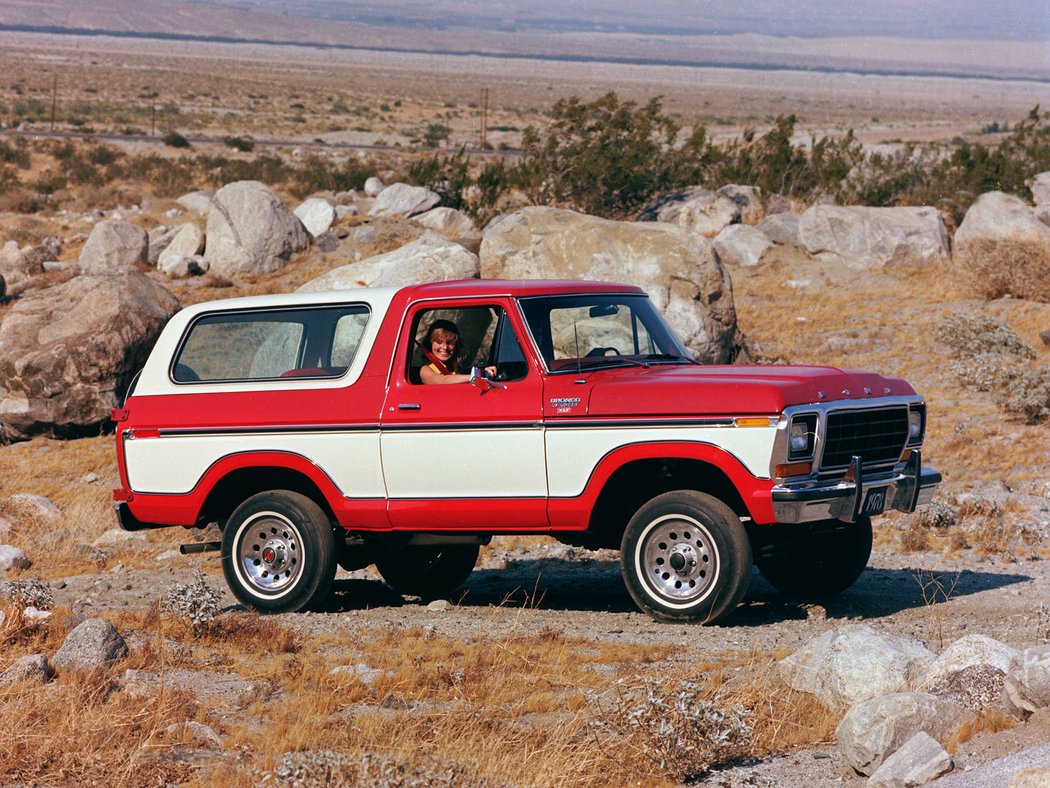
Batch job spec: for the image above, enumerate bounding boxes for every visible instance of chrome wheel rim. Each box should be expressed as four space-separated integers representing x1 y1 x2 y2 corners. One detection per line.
638 514 719 604
236 511 304 596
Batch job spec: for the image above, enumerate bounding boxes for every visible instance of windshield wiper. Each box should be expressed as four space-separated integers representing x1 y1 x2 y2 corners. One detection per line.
641 354 700 365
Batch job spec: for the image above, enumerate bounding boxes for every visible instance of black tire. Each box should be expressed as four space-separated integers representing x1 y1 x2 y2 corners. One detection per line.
221 490 336 613
620 490 752 624
375 544 480 598
754 516 872 600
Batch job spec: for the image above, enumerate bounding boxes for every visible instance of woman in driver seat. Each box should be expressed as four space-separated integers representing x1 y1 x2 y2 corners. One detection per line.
419 319 496 385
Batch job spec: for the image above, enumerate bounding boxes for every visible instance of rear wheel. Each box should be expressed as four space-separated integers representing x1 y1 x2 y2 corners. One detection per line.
375 544 480 599
621 490 752 624
754 516 872 600
221 490 336 613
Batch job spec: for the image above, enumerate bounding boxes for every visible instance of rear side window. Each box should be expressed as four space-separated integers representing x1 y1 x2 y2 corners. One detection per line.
172 305 370 383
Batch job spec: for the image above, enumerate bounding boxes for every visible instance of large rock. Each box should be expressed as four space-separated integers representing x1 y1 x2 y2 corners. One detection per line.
294 197 337 238
415 207 477 239
124 668 261 708
717 184 766 224
713 224 774 267
1028 172 1050 206
481 206 738 363
157 223 205 270
147 225 179 267
757 212 801 246
1002 645 1050 720
778 624 933 710
175 190 214 215
299 231 479 292
953 191 1050 301
52 618 128 671
915 635 1018 690
639 187 741 237
204 181 309 277
867 731 953 787
368 183 440 219
0 240 38 284
363 176 384 197
798 205 950 267
79 219 149 273
836 692 971 776
0 271 179 441
0 545 30 573
0 653 51 687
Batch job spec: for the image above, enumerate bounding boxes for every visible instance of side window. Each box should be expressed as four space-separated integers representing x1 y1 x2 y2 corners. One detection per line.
409 305 528 384
173 305 369 383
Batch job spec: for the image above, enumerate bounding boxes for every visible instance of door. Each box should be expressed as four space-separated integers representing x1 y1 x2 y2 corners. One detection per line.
380 301 549 530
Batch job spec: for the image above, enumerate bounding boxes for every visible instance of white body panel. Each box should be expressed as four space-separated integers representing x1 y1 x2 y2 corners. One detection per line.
380 428 548 497
125 432 385 496
545 425 776 496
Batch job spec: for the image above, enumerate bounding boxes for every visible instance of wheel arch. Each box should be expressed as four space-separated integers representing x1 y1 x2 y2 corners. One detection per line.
196 453 340 529
564 442 773 549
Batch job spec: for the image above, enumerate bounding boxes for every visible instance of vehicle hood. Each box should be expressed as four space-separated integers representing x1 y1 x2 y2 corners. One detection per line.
585 364 917 416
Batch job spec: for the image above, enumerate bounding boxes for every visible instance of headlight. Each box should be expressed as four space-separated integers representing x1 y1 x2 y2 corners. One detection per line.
907 404 925 446
788 413 817 460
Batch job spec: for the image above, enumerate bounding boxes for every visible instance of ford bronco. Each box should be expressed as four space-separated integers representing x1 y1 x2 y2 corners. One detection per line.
113 279 940 623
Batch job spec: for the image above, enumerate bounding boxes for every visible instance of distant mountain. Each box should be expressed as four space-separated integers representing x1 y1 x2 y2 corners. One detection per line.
0 0 1046 82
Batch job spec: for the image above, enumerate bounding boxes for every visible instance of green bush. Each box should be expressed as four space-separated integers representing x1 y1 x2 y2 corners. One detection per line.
162 131 191 149
222 135 255 152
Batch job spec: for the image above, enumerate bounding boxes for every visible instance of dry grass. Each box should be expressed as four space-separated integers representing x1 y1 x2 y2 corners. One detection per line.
956 238 1050 304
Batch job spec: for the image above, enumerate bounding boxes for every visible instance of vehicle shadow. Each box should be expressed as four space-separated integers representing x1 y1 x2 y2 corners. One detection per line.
320 556 1033 625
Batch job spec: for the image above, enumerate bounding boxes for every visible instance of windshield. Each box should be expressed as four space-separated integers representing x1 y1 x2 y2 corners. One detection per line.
518 293 694 372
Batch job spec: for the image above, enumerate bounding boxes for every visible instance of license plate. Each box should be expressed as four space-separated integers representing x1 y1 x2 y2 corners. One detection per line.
861 487 888 516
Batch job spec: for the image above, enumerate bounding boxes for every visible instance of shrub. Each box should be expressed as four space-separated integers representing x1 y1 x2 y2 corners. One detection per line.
935 314 1034 360
162 131 191 149
288 154 374 198
995 366 1050 424
954 237 1050 303
223 136 254 152
162 570 221 634
604 677 751 781
0 578 54 610
916 501 959 529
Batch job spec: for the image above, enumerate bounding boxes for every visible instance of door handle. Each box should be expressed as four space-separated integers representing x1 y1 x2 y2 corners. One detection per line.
398 403 421 410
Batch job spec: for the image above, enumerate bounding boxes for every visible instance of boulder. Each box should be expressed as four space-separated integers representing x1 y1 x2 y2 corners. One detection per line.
123 668 261 708
175 190 215 214
52 618 128 671
778 624 933 710
836 692 971 776
0 653 51 687
6 493 61 523
0 271 179 441
713 224 774 267
953 191 1050 302
157 223 205 270
363 176 384 197
0 545 31 573
147 225 178 267
717 184 766 224
1003 645 1050 720
1028 172 1050 206
79 219 149 273
480 206 738 363
415 207 478 239
757 212 801 246
640 188 742 237
204 181 309 277
367 183 440 219
916 635 1019 690
867 731 953 787
299 231 478 292
798 205 950 267
0 240 38 283
92 528 149 550
294 197 337 238
159 255 209 279
927 664 1008 713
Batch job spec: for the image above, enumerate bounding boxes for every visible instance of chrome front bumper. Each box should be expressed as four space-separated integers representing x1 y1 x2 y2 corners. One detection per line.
771 451 941 524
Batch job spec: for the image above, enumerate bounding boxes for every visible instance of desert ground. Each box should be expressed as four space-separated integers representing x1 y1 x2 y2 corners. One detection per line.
0 30 1049 787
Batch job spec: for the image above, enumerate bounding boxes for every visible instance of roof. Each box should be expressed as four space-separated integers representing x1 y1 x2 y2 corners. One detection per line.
396 279 647 299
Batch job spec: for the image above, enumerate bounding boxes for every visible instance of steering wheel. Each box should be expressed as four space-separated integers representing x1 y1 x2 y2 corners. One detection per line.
584 346 621 357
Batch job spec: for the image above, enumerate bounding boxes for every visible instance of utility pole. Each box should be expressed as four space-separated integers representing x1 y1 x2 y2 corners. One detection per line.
49 75 57 132
480 88 488 151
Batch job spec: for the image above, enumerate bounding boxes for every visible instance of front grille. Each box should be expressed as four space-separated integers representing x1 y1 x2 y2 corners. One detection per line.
821 406 908 470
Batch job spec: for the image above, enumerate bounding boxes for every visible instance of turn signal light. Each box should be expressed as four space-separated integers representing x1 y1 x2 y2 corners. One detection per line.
775 462 812 478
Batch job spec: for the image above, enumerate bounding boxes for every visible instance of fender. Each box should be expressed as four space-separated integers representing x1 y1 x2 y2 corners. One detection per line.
548 440 776 529
125 450 388 529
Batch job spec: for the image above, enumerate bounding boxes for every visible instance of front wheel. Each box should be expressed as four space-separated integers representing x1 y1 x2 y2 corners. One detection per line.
375 544 480 599
221 490 336 613
753 517 872 600
621 491 752 624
